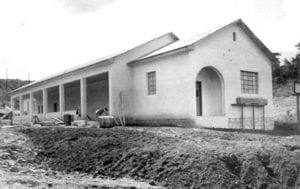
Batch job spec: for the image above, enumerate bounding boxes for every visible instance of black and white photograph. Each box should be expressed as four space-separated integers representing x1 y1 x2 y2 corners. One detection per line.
0 0 299 188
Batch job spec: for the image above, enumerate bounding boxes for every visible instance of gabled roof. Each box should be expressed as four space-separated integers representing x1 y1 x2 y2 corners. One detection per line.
9 50 124 95
133 19 276 63
10 19 275 95
10 32 178 95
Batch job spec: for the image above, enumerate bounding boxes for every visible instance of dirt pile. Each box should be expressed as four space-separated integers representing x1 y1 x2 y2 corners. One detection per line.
0 127 159 188
21 127 300 189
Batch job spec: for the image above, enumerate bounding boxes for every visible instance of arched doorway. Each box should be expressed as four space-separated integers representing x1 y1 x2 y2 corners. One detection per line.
196 66 224 116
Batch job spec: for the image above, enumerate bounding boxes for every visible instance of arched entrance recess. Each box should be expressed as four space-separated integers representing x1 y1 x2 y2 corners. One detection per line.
196 66 224 116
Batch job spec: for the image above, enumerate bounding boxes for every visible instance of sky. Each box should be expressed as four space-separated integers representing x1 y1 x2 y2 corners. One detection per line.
0 0 299 80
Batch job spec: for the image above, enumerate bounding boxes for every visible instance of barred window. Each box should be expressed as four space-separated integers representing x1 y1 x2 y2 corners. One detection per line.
147 71 156 95
240 71 258 94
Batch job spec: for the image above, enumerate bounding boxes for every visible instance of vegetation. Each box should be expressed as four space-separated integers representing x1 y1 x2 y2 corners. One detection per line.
273 43 300 84
0 79 31 106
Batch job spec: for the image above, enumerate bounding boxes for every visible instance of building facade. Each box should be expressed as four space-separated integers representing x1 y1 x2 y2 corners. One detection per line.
10 19 275 130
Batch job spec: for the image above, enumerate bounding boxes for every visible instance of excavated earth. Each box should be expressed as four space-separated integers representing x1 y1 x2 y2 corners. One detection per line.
18 126 300 189
0 126 160 189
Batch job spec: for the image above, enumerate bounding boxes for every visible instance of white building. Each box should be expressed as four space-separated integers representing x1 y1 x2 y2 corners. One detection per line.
10 19 275 129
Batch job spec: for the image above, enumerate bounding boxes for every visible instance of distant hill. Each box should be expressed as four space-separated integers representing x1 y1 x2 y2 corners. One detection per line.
0 79 31 106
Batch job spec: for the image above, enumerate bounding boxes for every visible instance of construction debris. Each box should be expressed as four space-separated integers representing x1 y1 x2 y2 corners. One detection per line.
40 121 56 126
72 120 87 127
51 117 64 125
86 121 98 128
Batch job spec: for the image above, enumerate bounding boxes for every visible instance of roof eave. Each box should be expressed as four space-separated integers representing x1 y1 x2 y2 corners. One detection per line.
128 45 193 66
235 19 276 63
9 59 113 96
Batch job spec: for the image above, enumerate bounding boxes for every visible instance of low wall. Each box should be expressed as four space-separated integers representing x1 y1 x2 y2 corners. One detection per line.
228 117 274 130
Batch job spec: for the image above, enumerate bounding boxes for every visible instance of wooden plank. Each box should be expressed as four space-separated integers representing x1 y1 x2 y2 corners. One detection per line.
236 97 268 106
252 105 255 130
262 106 265 130
232 104 265 107
241 105 244 129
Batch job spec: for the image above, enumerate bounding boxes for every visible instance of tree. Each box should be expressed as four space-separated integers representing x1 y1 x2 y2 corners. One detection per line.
272 43 300 84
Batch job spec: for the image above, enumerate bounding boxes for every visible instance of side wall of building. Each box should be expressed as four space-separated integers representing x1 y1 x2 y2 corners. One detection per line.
130 51 191 119
10 33 178 124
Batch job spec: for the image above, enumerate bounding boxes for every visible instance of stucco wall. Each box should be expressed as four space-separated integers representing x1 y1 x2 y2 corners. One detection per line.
130 51 191 119
109 33 178 117
130 24 273 129
188 24 273 129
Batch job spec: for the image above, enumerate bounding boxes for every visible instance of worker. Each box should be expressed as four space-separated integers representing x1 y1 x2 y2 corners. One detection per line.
75 106 81 120
95 107 109 128
95 107 108 117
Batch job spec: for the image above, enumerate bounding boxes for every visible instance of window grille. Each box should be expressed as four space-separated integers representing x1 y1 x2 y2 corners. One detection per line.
147 71 156 95
240 71 258 94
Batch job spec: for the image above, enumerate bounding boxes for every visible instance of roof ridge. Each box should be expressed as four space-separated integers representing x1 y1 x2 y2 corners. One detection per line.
134 19 275 63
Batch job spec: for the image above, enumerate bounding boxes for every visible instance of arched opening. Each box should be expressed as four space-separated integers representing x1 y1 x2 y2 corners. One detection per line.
196 66 224 116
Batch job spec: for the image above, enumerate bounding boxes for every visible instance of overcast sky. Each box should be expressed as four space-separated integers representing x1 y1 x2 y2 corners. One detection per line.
0 0 299 80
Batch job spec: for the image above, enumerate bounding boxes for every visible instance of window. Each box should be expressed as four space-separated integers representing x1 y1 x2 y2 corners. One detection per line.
240 71 258 94
233 32 236 41
147 71 156 95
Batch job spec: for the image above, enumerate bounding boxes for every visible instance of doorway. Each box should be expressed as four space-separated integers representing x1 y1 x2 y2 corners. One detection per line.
196 66 224 116
196 81 202 116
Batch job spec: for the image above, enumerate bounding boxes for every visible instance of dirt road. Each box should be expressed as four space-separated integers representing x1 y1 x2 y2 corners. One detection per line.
0 126 161 189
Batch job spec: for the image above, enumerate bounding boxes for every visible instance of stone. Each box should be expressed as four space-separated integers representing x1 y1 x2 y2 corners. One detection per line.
10 167 19 172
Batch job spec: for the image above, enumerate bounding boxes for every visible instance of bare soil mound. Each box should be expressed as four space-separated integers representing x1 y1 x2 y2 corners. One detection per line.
0 127 158 189
21 127 300 189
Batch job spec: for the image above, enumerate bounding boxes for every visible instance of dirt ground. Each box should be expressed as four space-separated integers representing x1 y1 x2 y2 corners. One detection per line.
8 126 299 189
0 126 161 189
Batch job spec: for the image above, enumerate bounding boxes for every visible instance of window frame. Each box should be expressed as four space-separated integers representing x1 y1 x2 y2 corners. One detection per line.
147 71 156 95
240 70 258 94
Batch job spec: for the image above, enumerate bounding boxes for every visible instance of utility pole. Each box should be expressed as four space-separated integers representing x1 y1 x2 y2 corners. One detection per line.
297 57 300 132
5 68 8 106
5 67 8 90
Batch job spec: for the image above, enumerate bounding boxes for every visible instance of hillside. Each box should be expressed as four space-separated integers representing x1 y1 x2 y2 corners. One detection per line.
273 80 298 122
0 79 31 106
